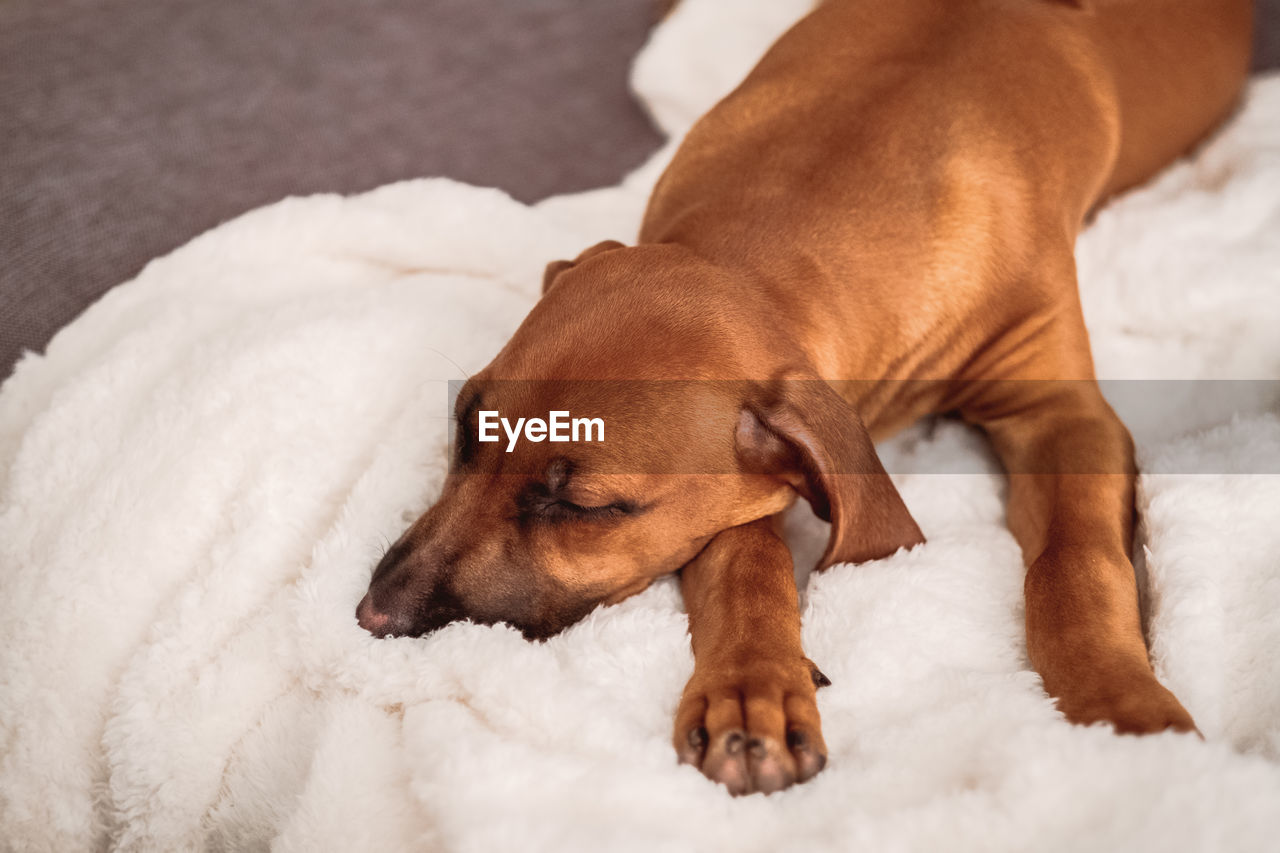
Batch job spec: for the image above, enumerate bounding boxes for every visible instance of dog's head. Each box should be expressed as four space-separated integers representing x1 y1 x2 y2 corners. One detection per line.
356 242 923 639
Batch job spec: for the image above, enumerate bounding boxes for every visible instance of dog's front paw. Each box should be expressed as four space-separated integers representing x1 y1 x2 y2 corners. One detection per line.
1055 669 1199 736
674 657 829 795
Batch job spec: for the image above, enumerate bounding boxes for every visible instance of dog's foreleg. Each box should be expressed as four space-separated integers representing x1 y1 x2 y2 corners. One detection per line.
966 363 1197 735
673 516 829 795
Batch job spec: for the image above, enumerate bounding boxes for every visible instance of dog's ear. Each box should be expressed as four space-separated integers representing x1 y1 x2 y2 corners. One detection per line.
736 379 924 569
542 240 627 295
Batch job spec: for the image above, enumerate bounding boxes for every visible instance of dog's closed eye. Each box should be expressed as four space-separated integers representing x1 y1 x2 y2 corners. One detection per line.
514 470 641 523
514 458 646 524
521 494 638 523
550 498 636 518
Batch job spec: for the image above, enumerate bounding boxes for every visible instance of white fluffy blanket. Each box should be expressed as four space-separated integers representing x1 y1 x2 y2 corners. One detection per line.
3 1 1279 849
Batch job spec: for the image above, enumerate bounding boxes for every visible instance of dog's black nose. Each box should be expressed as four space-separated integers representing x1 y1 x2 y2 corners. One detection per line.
357 588 440 638
356 588 468 638
356 550 470 638
357 544 434 637
356 591 408 638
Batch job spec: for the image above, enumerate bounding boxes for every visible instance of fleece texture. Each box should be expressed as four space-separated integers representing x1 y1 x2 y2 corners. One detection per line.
2 0 1279 849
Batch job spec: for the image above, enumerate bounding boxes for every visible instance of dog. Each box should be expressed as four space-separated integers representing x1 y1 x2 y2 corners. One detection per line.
357 0 1253 795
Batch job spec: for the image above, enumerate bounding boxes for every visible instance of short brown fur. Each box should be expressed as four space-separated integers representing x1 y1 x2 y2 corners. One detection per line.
358 0 1253 794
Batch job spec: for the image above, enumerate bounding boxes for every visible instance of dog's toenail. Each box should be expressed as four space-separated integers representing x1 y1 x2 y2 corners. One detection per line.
725 732 745 754
787 729 807 750
747 737 766 758
688 727 708 749
811 667 832 688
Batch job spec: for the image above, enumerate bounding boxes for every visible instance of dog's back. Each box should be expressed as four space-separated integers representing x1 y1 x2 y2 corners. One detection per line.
639 0 1252 421
646 0 1250 242
1085 0 1252 196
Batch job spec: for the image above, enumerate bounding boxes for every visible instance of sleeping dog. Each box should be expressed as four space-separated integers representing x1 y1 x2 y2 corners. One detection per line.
357 0 1252 795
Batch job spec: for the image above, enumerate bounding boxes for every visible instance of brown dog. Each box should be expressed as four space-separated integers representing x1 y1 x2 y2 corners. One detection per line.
357 0 1253 795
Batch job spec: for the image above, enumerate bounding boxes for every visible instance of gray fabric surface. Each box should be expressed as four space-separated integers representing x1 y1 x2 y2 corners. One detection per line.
2 0 1278 381
0 0 665 379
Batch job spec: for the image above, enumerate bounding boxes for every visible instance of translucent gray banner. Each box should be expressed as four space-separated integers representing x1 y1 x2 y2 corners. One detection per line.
444 379 1280 475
